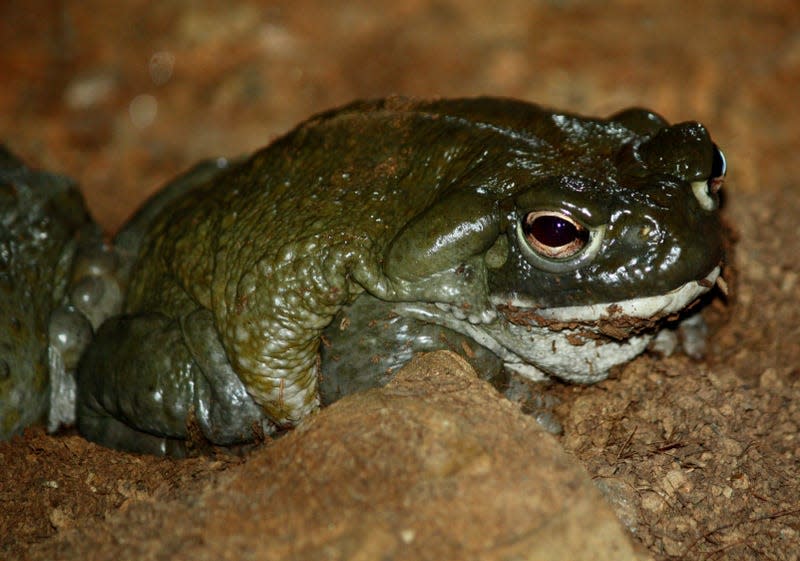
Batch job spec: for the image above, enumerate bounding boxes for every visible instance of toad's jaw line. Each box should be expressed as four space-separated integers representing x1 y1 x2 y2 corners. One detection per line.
491 266 721 323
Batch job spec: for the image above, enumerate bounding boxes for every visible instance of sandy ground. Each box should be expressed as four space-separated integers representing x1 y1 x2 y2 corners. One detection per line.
1 1 798 560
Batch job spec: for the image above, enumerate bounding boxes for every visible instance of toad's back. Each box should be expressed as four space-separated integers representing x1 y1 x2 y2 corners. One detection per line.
124 98 566 316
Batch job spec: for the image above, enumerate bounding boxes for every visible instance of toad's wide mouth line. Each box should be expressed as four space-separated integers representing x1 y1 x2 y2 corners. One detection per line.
491 266 721 323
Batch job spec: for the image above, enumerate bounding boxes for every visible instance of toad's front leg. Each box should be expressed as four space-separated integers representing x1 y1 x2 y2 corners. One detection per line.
77 309 269 456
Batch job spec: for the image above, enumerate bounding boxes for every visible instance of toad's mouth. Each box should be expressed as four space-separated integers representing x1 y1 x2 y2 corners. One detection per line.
490 266 721 327
393 265 722 384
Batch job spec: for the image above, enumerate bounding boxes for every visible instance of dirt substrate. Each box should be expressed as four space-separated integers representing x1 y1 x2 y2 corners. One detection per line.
1 1 799 560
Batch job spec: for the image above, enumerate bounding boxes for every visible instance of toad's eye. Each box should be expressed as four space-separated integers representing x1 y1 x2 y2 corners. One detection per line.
520 211 589 259
708 143 726 193
692 143 726 211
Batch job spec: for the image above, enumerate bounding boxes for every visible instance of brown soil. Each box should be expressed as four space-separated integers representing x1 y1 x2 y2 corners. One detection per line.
1 1 798 560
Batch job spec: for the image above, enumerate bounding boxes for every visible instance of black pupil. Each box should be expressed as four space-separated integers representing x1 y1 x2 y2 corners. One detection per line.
711 143 726 178
529 215 581 247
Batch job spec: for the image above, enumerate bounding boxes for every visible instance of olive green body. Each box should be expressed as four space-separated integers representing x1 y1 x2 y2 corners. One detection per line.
0 147 98 438
76 97 726 455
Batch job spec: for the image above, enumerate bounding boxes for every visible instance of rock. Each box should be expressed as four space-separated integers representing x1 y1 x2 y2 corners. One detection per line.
29 351 650 561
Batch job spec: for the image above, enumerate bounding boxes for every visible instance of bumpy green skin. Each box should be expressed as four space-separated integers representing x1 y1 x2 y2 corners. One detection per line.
0 146 96 439
77 97 725 455
319 294 507 405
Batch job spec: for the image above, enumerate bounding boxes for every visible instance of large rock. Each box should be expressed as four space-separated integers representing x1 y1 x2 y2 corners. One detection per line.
29 351 651 561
